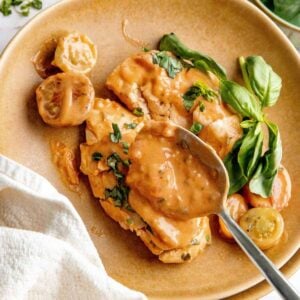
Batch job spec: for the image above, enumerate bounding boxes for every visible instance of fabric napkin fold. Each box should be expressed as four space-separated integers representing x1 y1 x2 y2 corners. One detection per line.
0 154 146 300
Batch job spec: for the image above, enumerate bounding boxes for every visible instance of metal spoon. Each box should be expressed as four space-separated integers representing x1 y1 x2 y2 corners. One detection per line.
175 125 300 300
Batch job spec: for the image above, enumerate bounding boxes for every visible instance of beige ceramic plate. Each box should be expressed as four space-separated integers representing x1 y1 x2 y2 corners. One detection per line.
0 0 299 299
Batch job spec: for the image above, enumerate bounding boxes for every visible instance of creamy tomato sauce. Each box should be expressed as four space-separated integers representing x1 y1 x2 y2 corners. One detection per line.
127 121 222 220
50 140 80 192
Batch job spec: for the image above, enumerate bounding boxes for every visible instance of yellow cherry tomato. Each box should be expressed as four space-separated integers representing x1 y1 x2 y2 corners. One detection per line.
243 166 291 211
53 32 97 74
32 38 61 79
36 72 94 127
239 207 284 250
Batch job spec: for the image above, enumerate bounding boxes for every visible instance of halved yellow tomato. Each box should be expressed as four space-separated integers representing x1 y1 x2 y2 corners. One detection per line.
53 32 97 74
239 207 284 250
36 72 94 127
32 38 61 79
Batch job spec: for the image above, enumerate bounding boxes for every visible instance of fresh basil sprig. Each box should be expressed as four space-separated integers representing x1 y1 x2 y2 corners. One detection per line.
220 80 263 121
224 139 248 195
158 33 227 80
224 122 264 195
221 55 283 197
249 121 282 197
239 56 282 108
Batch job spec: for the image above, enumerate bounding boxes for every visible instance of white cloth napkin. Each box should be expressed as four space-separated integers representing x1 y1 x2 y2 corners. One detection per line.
0 155 146 300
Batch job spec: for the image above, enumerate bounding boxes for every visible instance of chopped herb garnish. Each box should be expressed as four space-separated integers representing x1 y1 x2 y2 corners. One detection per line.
107 153 123 179
92 152 103 161
190 122 203 135
181 253 191 261
142 47 150 52
199 101 206 112
124 122 138 129
105 184 129 207
123 159 131 167
206 235 211 242
109 123 122 143
0 0 12 15
132 107 144 116
122 142 130 154
182 81 217 111
152 51 182 78
0 0 42 16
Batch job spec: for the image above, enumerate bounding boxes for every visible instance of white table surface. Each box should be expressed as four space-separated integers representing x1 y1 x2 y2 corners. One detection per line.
0 1 299 299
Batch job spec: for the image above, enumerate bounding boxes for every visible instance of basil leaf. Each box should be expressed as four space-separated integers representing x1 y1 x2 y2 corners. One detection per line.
199 101 205 112
158 33 227 80
105 184 130 208
122 142 129 154
109 123 122 143
249 121 282 197
237 122 263 178
0 0 12 16
182 81 217 111
274 0 300 27
152 51 182 78
132 107 144 116
220 80 263 121
124 123 138 129
240 56 282 108
224 139 248 195
189 122 203 135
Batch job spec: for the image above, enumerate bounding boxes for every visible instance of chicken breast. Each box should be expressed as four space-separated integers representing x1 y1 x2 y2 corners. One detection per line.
80 97 212 263
106 50 220 128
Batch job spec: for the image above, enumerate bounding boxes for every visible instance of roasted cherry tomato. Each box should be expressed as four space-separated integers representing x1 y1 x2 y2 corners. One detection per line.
53 32 97 74
239 207 284 250
32 38 61 79
243 166 291 211
219 193 248 239
36 72 94 127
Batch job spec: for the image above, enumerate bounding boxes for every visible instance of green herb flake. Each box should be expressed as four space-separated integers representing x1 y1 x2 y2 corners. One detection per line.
189 122 203 135
109 123 122 143
182 81 217 111
199 101 205 112
142 47 150 52
205 235 211 243
105 184 129 207
92 152 103 161
123 159 131 167
152 51 182 79
122 142 130 154
124 122 138 129
132 107 144 116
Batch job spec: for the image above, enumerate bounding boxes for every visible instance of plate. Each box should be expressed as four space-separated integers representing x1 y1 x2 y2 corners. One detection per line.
0 0 299 298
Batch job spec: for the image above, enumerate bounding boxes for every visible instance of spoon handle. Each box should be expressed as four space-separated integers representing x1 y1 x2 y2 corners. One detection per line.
219 210 300 300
